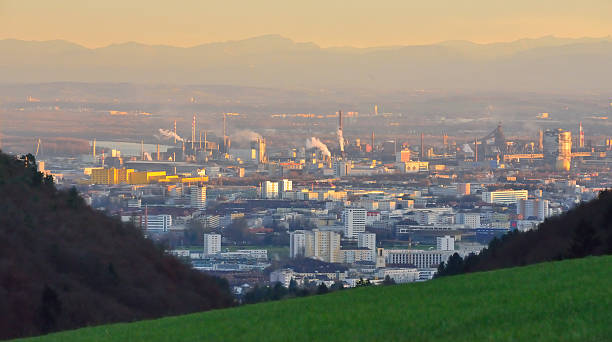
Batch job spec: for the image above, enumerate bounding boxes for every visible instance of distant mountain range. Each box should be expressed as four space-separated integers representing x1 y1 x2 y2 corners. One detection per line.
2 35 612 91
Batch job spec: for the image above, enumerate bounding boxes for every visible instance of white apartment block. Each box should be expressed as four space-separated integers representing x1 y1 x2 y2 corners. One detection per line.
289 230 307 258
203 233 221 255
290 229 341 263
482 189 528 204
455 212 481 228
280 179 293 192
141 214 172 232
436 235 455 251
344 208 366 238
377 268 419 284
358 233 377 251
263 181 279 199
384 249 454 268
341 248 373 264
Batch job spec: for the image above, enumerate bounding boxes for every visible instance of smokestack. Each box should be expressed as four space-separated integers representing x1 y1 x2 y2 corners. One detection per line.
174 120 177 144
156 144 160 161
420 133 424 160
92 138 96 159
579 122 585 148
474 139 478 162
223 113 227 138
371 131 375 153
141 140 144 161
199 131 202 150
538 129 544 151
339 110 343 132
192 115 196 150
204 131 208 151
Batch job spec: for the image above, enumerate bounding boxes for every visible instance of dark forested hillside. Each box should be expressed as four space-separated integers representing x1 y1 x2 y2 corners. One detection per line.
0 153 233 340
438 190 612 276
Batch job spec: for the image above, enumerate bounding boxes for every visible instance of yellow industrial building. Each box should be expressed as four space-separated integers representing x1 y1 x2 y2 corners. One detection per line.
90 168 208 185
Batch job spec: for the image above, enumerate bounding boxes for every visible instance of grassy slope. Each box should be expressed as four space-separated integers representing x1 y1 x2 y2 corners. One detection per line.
21 256 612 342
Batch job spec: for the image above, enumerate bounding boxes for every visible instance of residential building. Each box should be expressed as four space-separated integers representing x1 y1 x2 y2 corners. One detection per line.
517 198 550 221
190 185 207 209
203 233 221 255
455 212 481 228
141 214 172 232
482 189 528 204
344 208 366 238
263 181 279 199
289 230 306 258
436 235 455 251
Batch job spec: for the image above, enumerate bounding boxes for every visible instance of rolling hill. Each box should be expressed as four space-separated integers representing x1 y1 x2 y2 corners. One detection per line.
20 256 612 342
0 153 234 340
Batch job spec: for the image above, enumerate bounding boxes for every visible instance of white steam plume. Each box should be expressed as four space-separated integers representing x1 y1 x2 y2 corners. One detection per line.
231 130 263 143
306 137 331 157
337 129 344 152
158 129 184 142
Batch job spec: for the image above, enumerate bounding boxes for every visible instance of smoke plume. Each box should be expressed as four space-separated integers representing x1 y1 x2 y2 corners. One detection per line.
337 129 344 152
231 130 263 143
306 137 331 157
158 129 184 142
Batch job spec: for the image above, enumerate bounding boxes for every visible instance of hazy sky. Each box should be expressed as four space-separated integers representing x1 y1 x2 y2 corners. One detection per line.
1 0 611 48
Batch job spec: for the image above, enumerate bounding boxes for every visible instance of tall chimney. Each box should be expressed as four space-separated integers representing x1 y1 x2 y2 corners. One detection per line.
338 110 343 131
192 115 196 150
579 122 585 148
420 133 424 160
371 131 375 153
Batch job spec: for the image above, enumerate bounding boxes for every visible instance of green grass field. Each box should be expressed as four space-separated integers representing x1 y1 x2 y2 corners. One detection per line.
20 256 612 342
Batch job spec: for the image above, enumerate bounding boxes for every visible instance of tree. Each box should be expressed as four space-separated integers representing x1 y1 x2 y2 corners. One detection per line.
383 275 396 285
288 279 298 294
356 277 372 287
317 283 329 294
183 219 206 246
225 218 249 243
569 219 600 258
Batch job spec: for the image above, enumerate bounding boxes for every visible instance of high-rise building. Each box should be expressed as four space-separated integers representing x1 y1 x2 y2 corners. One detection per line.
289 231 306 258
333 160 351 178
436 236 455 251
543 128 572 171
358 233 377 261
290 229 341 263
517 198 550 221
358 233 376 250
203 233 221 255
251 137 267 164
344 208 366 238
279 179 293 192
190 186 207 209
263 181 279 199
